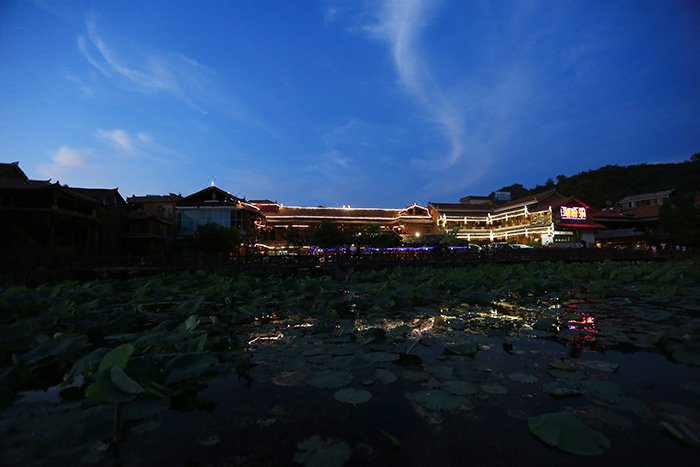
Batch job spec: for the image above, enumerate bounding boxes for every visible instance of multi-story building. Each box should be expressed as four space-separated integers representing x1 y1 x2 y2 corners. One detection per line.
0 162 99 256
430 189 603 247
249 200 435 246
176 184 262 239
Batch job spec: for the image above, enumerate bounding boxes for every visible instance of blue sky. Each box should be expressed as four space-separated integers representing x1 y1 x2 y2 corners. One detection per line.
1 1 699 207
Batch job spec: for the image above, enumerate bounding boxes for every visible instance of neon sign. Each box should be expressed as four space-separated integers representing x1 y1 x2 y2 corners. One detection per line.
560 206 586 220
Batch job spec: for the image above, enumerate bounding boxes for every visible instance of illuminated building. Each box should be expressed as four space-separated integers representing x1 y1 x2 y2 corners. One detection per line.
176 185 262 239
249 200 435 246
429 189 603 246
592 189 673 247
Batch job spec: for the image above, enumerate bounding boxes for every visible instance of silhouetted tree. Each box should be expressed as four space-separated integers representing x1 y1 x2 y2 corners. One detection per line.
353 224 400 248
284 228 305 248
196 223 241 257
309 220 349 248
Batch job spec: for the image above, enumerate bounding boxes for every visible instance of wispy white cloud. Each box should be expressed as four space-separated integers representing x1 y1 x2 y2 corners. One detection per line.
53 145 89 168
38 146 92 181
94 128 183 165
367 0 465 168
96 128 134 153
78 15 213 113
76 13 264 129
136 132 152 144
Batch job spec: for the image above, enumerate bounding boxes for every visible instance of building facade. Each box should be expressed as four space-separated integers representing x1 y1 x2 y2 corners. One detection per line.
250 200 435 247
176 185 262 239
430 189 603 247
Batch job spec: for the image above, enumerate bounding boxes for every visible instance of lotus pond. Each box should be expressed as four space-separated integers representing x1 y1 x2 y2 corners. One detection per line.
1 260 699 466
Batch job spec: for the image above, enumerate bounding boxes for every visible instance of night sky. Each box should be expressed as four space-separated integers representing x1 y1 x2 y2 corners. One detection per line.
1 0 699 207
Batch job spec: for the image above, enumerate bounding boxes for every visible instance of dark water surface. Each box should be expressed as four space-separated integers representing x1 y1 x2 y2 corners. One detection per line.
116 304 699 467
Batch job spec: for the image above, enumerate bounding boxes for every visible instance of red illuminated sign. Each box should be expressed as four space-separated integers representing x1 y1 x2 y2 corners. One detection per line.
560 206 586 220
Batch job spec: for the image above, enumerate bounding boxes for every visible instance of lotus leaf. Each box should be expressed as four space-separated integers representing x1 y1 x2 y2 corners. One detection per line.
174 296 204 316
88 368 139 403
548 360 578 371
406 389 465 411
444 343 479 357
198 435 221 446
508 372 538 383
333 388 372 404
110 366 144 394
99 344 135 371
164 353 217 384
442 380 478 396
326 355 371 370
581 360 619 373
480 383 507 395
365 351 399 363
375 369 397 384
542 383 583 398
548 369 585 382
293 435 351 467
528 411 611 455
306 370 353 389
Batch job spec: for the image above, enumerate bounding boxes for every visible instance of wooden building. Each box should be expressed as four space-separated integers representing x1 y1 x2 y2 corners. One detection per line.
430 189 603 246
176 185 262 240
250 200 435 246
0 162 99 257
127 193 181 253
127 193 181 225
592 190 673 247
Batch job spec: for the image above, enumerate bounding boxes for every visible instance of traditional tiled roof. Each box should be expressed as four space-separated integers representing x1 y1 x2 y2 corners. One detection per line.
128 194 182 203
458 195 493 205
0 162 29 181
249 199 278 205
492 189 561 212
593 205 661 222
618 189 673 204
70 187 128 208
178 186 259 211
265 204 432 223
0 178 52 189
428 202 492 216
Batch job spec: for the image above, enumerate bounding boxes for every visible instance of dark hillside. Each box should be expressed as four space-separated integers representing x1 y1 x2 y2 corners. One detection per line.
493 153 700 208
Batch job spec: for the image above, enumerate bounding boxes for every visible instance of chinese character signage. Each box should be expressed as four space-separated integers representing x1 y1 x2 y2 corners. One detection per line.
560 206 587 220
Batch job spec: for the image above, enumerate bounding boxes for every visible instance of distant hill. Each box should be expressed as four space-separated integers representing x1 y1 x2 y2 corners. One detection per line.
492 153 700 208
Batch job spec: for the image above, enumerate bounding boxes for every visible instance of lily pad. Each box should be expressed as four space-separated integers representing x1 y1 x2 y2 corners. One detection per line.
548 369 585 382
109 366 144 395
333 388 372 405
365 351 399 363
508 372 538 383
306 370 353 389
98 344 135 371
294 435 351 467
528 411 611 456
542 382 583 398
442 380 478 396
198 435 221 447
374 369 397 384
164 353 217 384
406 389 465 411
326 355 371 370
581 360 619 373
444 343 479 357
480 383 508 395
548 360 578 372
